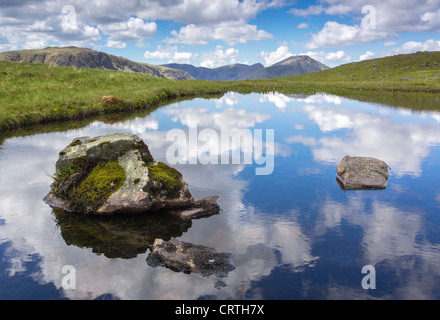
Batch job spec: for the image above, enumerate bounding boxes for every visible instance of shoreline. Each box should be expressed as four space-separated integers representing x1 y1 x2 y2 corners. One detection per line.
1 60 439 133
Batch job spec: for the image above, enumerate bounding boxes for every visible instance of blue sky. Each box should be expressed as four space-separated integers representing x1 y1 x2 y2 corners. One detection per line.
1 0 439 68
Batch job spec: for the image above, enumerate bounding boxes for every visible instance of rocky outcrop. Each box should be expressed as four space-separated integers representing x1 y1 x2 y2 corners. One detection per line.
147 238 235 277
0 47 193 80
337 156 389 190
43 133 219 215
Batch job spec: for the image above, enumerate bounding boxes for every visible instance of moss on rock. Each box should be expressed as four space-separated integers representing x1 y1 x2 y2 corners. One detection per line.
147 162 183 198
51 156 97 199
68 161 126 212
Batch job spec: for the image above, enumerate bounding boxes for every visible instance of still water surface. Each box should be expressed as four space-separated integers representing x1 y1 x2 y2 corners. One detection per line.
1 92 440 300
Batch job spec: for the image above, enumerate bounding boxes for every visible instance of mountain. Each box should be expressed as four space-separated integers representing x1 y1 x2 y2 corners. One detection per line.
163 62 265 81
247 55 329 80
0 47 193 80
163 56 328 81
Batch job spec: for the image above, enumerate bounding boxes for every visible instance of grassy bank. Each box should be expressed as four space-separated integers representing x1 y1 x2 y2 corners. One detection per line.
1 51 439 132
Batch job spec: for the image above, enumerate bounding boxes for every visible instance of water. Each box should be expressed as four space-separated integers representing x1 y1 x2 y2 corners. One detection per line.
1 92 440 300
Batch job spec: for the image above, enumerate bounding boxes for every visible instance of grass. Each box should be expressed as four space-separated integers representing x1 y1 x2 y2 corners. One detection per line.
1 50 440 132
287 51 440 92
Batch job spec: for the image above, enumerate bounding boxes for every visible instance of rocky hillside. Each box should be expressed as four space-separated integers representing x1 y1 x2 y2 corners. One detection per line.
0 47 193 80
163 55 328 81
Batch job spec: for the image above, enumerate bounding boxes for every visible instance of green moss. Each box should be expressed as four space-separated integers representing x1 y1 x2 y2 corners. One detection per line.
69 161 126 212
146 162 183 198
51 157 97 199
69 139 83 147
98 141 110 147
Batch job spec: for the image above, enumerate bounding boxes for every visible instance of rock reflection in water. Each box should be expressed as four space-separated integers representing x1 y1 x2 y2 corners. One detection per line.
53 209 193 259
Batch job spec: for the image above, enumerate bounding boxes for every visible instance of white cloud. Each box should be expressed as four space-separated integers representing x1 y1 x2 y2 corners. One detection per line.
290 0 440 33
0 1 103 49
99 17 157 45
306 21 390 49
384 41 398 47
171 51 195 64
260 45 292 67
166 21 273 46
0 0 280 50
200 46 240 68
167 24 211 46
144 45 174 60
297 23 309 29
304 50 352 65
384 39 440 56
289 5 325 17
421 9 440 31
144 45 197 64
106 40 126 49
359 50 375 61
137 0 284 25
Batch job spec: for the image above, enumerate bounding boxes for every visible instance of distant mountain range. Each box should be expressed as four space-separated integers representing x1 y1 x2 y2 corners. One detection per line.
0 47 193 80
0 46 329 81
163 55 329 81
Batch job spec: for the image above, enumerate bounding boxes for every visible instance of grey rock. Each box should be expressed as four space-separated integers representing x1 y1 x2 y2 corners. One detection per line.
147 238 235 277
174 196 221 220
337 156 389 190
44 133 219 215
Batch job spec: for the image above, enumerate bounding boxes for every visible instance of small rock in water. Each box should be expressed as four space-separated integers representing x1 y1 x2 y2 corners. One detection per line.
176 196 221 220
337 155 389 191
147 238 235 278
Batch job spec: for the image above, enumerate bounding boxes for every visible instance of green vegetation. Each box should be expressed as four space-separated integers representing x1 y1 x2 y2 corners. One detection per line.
147 162 183 198
51 158 126 212
51 157 97 199
69 161 126 212
1 51 439 132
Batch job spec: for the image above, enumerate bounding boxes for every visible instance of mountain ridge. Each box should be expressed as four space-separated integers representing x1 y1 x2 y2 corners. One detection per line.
0 46 193 80
163 62 266 81
163 55 329 81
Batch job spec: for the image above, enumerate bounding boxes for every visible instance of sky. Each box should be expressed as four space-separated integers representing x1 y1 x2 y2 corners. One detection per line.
0 0 439 68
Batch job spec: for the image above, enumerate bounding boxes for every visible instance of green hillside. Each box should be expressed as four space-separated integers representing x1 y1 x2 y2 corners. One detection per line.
289 51 440 91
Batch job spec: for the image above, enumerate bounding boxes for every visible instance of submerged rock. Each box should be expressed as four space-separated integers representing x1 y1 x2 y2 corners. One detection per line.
44 133 219 215
147 238 235 278
337 155 389 190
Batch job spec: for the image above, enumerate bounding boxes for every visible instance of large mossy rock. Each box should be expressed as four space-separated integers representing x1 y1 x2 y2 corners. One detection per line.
337 155 389 190
44 133 199 214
